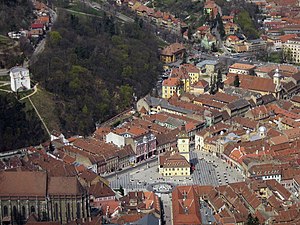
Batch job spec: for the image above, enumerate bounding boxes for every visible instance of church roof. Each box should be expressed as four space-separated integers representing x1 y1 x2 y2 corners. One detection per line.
0 171 47 196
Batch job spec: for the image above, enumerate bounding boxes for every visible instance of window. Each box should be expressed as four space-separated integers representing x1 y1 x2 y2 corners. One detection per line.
13 206 17 221
67 203 71 220
3 205 8 217
54 203 58 220
22 206 26 219
31 206 35 213
76 203 81 219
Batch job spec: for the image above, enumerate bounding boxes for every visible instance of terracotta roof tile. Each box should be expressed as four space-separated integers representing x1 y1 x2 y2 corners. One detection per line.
225 73 276 93
0 171 47 196
89 182 115 198
48 176 84 195
193 79 208 88
229 63 256 70
161 43 185 56
162 77 180 87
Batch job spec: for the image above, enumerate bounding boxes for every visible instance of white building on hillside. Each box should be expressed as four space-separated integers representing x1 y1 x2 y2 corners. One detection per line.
10 67 31 92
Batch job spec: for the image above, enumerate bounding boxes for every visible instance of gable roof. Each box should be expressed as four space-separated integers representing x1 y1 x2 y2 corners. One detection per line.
0 171 47 196
229 63 256 70
162 77 180 87
48 176 84 195
225 74 276 93
161 43 185 56
193 79 209 88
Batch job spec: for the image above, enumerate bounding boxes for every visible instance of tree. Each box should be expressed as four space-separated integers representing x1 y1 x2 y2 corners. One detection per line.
234 75 240 87
211 42 218 52
0 94 47 152
30 11 162 136
234 10 259 39
246 214 259 225
216 69 223 90
119 185 124 196
209 75 216 94
215 13 225 39
187 26 193 41
283 48 293 63
182 51 188 64
49 31 62 46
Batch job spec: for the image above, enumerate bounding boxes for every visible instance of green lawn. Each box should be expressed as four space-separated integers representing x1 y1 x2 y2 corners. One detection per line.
0 35 10 44
29 87 61 132
67 2 104 17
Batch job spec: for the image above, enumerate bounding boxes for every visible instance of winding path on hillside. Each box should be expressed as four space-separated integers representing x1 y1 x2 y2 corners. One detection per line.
19 83 38 101
28 96 51 136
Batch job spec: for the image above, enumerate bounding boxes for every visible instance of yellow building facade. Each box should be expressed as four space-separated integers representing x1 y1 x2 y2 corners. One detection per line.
283 38 300 64
188 71 199 84
178 130 190 162
160 161 190 177
158 127 191 177
162 77 181 99
160 43 186 64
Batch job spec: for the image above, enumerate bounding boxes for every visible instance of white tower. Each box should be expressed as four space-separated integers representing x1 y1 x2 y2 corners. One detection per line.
177 124 190 162
273 68 282 86
10 67 31 92
258 126 267 138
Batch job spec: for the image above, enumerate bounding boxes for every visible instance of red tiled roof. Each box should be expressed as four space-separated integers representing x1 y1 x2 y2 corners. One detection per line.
31 23 44 29
197 25 210 32
227 35 239 41
180 63 200 74
0 171 47 196
89 182 115 198
162 77 180 87
159 151 190 168
193 79 208 88
229 63 256 70
172 186 202 225
225 73 276 93
161 43 185 56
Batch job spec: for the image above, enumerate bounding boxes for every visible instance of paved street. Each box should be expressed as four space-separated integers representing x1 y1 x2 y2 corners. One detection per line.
107 147 245 225
190 151 219 186
200 201 215 224
108 148 244 192
161 193 172 225
195 150 245 185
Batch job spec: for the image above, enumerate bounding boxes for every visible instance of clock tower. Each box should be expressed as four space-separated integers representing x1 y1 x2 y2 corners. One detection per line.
177 124 190 162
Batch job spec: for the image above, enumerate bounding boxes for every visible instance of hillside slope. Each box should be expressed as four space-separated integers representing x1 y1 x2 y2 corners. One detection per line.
31 11 162 136
0 0 33 35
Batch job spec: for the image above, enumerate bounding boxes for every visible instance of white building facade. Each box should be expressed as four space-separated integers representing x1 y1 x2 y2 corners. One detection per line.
10 67 31 92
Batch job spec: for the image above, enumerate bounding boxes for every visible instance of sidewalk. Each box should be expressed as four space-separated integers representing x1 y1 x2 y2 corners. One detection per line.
102 156 157 178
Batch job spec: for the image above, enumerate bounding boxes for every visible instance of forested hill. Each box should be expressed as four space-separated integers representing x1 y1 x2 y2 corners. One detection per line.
0 0 33 35
31 11 162 136
0 94 47 152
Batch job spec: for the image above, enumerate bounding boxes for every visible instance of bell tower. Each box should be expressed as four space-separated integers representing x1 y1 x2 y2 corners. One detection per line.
177 124 190 162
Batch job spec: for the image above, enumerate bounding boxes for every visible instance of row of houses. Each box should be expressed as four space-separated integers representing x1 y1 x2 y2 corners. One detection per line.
119 0 186 33
172 178 300 224
8 1 52 40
